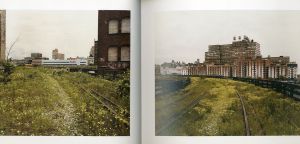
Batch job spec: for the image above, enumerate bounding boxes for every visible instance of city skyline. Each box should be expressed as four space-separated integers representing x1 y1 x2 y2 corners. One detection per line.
154 11 300 67
6 10 97 59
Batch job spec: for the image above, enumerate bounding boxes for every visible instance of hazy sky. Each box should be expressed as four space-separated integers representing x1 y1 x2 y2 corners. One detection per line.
7 10 97 59
155 11 300 66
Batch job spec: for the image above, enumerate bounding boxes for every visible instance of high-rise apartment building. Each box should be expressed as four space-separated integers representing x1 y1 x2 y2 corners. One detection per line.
52 48 65 60
205 35 261 65
176 35 298 79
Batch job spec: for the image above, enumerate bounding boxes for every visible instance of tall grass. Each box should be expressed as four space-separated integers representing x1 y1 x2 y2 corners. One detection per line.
0 67 129 136
156 77 300 136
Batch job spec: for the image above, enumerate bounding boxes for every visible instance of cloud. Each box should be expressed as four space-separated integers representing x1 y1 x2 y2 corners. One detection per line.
6 10 97 59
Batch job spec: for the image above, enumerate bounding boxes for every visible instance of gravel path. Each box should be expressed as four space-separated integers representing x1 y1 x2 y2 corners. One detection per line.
42 73 78 135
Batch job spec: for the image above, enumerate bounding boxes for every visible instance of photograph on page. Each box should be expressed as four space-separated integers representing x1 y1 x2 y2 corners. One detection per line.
0 10 130 136
155 10 300 136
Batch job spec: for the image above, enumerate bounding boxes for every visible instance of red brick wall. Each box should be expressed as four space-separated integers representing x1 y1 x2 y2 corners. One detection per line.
97 10 130 69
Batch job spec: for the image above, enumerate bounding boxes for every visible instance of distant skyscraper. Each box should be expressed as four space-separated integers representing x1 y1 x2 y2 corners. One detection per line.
52 48 65 60
0 10 6 61
90 46 95 57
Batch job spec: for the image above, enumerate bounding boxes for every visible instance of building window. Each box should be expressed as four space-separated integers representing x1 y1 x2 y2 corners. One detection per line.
121 18 130 33
108 20 118 34
121 46 130 61
108 47 118 62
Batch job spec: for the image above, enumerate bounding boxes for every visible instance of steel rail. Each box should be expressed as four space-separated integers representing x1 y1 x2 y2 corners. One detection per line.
236 90 251 136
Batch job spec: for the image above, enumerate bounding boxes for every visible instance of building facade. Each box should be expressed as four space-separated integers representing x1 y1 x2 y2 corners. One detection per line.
161 36 298 80
182 56 297 79
0 10 5 61
52 48 65 60
32 59 88 66
31 53 42 59
93 40 98 66
96 10 130 70
90 45 95 57
205 35 261 65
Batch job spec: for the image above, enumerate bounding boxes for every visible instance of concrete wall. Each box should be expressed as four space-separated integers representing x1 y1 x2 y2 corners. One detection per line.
0 10 6 61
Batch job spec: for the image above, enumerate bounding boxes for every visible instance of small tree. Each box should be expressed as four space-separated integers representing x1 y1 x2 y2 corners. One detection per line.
0 36 19 83
1 61 14 83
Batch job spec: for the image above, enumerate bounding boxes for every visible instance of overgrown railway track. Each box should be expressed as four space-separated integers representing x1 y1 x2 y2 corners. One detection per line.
156 93 205 135
72 81 129 126
236 89 251 136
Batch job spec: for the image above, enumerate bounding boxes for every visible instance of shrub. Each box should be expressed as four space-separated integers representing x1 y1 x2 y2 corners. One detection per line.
0 62 15 83
116 70 130 98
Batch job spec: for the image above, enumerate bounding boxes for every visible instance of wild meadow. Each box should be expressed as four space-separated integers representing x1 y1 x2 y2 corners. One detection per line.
0 67 129 136
156 76 300 136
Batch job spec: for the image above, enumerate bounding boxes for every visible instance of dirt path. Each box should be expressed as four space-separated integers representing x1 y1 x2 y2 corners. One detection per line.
196 83 237 135
42 73 78 135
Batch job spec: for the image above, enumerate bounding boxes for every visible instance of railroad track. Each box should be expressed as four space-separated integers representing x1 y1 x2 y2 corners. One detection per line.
236 89 251 136
72 81 129 126
246 101 265 135
156 93 205 135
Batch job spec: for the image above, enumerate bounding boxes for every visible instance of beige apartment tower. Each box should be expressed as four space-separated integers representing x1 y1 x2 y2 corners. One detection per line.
0 10 5 61
52 48 65 60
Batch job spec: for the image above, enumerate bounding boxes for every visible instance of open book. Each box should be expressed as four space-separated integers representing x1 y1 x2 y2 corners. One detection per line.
0 0 300 144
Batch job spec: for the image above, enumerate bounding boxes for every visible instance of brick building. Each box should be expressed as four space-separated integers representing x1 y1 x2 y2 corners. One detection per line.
182 56 297 79
177 36 298 79
205 35 261 65
96 10 130 70
0 10 5 61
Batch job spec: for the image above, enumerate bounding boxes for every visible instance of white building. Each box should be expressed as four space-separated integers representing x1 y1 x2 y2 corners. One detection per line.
41 59 88 66
87 56 94 65
287 62 298 79
160 66 184 75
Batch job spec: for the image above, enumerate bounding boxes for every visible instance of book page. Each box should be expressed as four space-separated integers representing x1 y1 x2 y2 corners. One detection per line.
142 0 300 144
0 0 140 144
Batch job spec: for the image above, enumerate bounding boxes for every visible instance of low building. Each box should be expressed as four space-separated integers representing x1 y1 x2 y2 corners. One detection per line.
32 59 42 66
12 59 27 66
67 56 86 61
41 59 88 66
161 66 184 75
87 56 94 65
31 53 42 59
